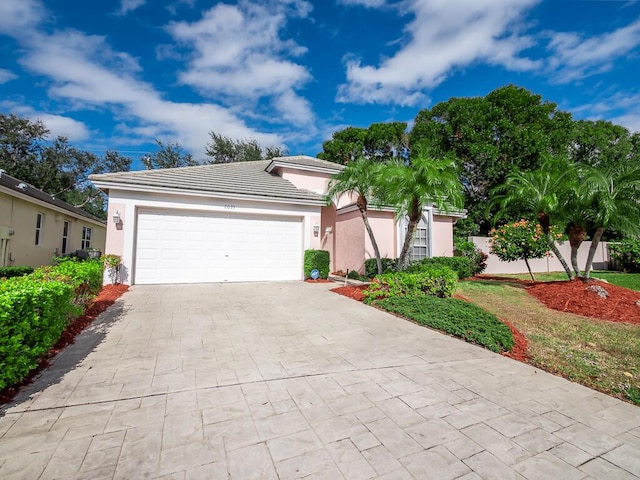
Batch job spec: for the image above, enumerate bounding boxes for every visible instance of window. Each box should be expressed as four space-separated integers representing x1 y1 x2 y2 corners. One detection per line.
62 221 70 254
411 226 429 261
81 226 92 250
35 213 43 246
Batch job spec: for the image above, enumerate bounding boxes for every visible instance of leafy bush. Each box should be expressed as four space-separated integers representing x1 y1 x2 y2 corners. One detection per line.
406 256 474 279
304 249 330 279
609 239 640 273
364 257 398 277
346 270 370 281
0 266 34 279
30 258 103 301
454 240 488 276
0 277 76 389
377 295 514 353
364 268 457 302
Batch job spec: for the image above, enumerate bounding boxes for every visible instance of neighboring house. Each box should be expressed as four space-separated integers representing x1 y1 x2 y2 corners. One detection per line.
0 171 107 268
89 156 464 285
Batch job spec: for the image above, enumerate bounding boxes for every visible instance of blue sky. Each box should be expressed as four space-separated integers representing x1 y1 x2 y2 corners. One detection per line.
1 0 640 169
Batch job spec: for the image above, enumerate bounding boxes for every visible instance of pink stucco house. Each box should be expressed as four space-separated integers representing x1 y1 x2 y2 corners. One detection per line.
90 156 464 285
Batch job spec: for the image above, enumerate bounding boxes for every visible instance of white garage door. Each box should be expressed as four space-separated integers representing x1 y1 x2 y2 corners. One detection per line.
135 209 303 284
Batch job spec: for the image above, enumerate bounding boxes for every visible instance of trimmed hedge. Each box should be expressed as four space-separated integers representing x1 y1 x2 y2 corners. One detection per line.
364 257 398 277
406 256 474 279
304 249 330 279
609 240 640 273
0 266 34 279
364 268 458 302
0 277 76 389
377 295 514 353
0 258 104 390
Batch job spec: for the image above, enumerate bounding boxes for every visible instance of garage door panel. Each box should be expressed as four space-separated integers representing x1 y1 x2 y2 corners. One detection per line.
135 209 302 284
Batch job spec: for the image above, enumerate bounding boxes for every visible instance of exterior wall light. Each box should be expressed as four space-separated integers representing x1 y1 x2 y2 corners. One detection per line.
113 210 121 225
313 223 320 236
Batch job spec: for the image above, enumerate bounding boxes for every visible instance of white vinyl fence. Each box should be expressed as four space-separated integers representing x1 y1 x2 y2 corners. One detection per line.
470 236 612 275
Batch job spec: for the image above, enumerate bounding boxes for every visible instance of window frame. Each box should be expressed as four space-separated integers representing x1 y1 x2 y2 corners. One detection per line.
62 221 70 254
35 212 44 246
81 226 92 250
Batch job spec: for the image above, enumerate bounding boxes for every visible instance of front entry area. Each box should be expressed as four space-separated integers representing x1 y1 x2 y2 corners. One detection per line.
134 209 303 284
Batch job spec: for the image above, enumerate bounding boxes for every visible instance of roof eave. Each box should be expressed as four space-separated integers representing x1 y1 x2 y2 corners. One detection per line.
265 160 343 175
90 181 326 206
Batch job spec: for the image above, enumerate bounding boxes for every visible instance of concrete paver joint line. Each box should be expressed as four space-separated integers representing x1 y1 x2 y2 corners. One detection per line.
0 282 638 480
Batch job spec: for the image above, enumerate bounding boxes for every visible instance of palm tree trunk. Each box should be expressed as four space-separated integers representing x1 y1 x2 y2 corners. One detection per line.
524 258 536 281
546 232 574 280
568 224 586 278
396 220 418 271
584 227 605 279
360 209 383 275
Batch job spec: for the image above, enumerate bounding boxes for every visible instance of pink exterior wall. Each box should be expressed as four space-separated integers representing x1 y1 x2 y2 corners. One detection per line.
432 215 455 257
105 203 126 256
278 168 331 193
334 209 365 273
364 210 397 260
320 205 337 271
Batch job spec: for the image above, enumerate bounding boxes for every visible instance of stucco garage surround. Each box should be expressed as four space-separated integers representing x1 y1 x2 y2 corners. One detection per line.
135 208 303 284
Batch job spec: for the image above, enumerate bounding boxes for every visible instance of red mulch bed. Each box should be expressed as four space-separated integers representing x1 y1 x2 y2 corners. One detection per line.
527 279 640 324
304 278 334 283
0 283 129 405
331 285 367 302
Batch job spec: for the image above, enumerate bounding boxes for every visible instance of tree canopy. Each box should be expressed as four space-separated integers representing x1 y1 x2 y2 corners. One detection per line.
0 113 132 219
205 132 288 164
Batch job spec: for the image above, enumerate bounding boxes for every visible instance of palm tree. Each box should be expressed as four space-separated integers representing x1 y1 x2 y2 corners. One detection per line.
580 161 640 278
326 158 385 274
491 155 575 280
379 145 463 270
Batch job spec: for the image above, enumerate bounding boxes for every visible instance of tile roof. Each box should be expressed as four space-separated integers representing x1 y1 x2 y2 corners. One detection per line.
89 158 333 204
267 155 343 172
0 171 106 224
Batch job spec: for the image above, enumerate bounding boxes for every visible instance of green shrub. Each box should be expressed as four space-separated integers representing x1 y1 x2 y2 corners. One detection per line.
377 295 514 353
364 257 398 277
30 258 103 301
304 249 330 279
364 268 458 302
0 266 34 279
346 270 369 281
406 256 474 279
0 277 76 389
609 239 640 273
454 240 488 276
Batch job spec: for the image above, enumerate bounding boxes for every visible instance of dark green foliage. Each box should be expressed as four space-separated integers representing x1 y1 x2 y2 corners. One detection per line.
364 268 458 302
0 258 104 389
609 239 640 273
205 132 288 163
303 250 330 279
0 266 34 279
0 277 75 389
365 258 398 277
377 296 514 353
453 241 487 275
346 270 369 281
142 139 196 169
406 256 474 279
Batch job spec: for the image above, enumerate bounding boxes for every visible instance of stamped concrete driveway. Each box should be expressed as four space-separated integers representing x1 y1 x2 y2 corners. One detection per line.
1 282 639 480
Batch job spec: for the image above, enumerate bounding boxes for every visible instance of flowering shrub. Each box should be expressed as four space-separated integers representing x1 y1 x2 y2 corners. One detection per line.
490 220 554 261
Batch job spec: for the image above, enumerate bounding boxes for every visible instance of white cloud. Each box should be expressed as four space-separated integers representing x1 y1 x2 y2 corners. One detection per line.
1 0 289 156
166 0 314 124
573 92 640 134
0 68 17 83
337 0 541 105
1 102 91 141
337 0 387 7
118 0 145 15
545 19 640 83
0 0 45 36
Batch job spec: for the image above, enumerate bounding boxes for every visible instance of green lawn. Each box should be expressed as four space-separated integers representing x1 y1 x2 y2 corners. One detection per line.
489 271 640 291
458 279 640 405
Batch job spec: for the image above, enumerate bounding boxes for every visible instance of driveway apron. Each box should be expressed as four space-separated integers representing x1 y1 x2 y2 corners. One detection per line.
1 282 639 479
